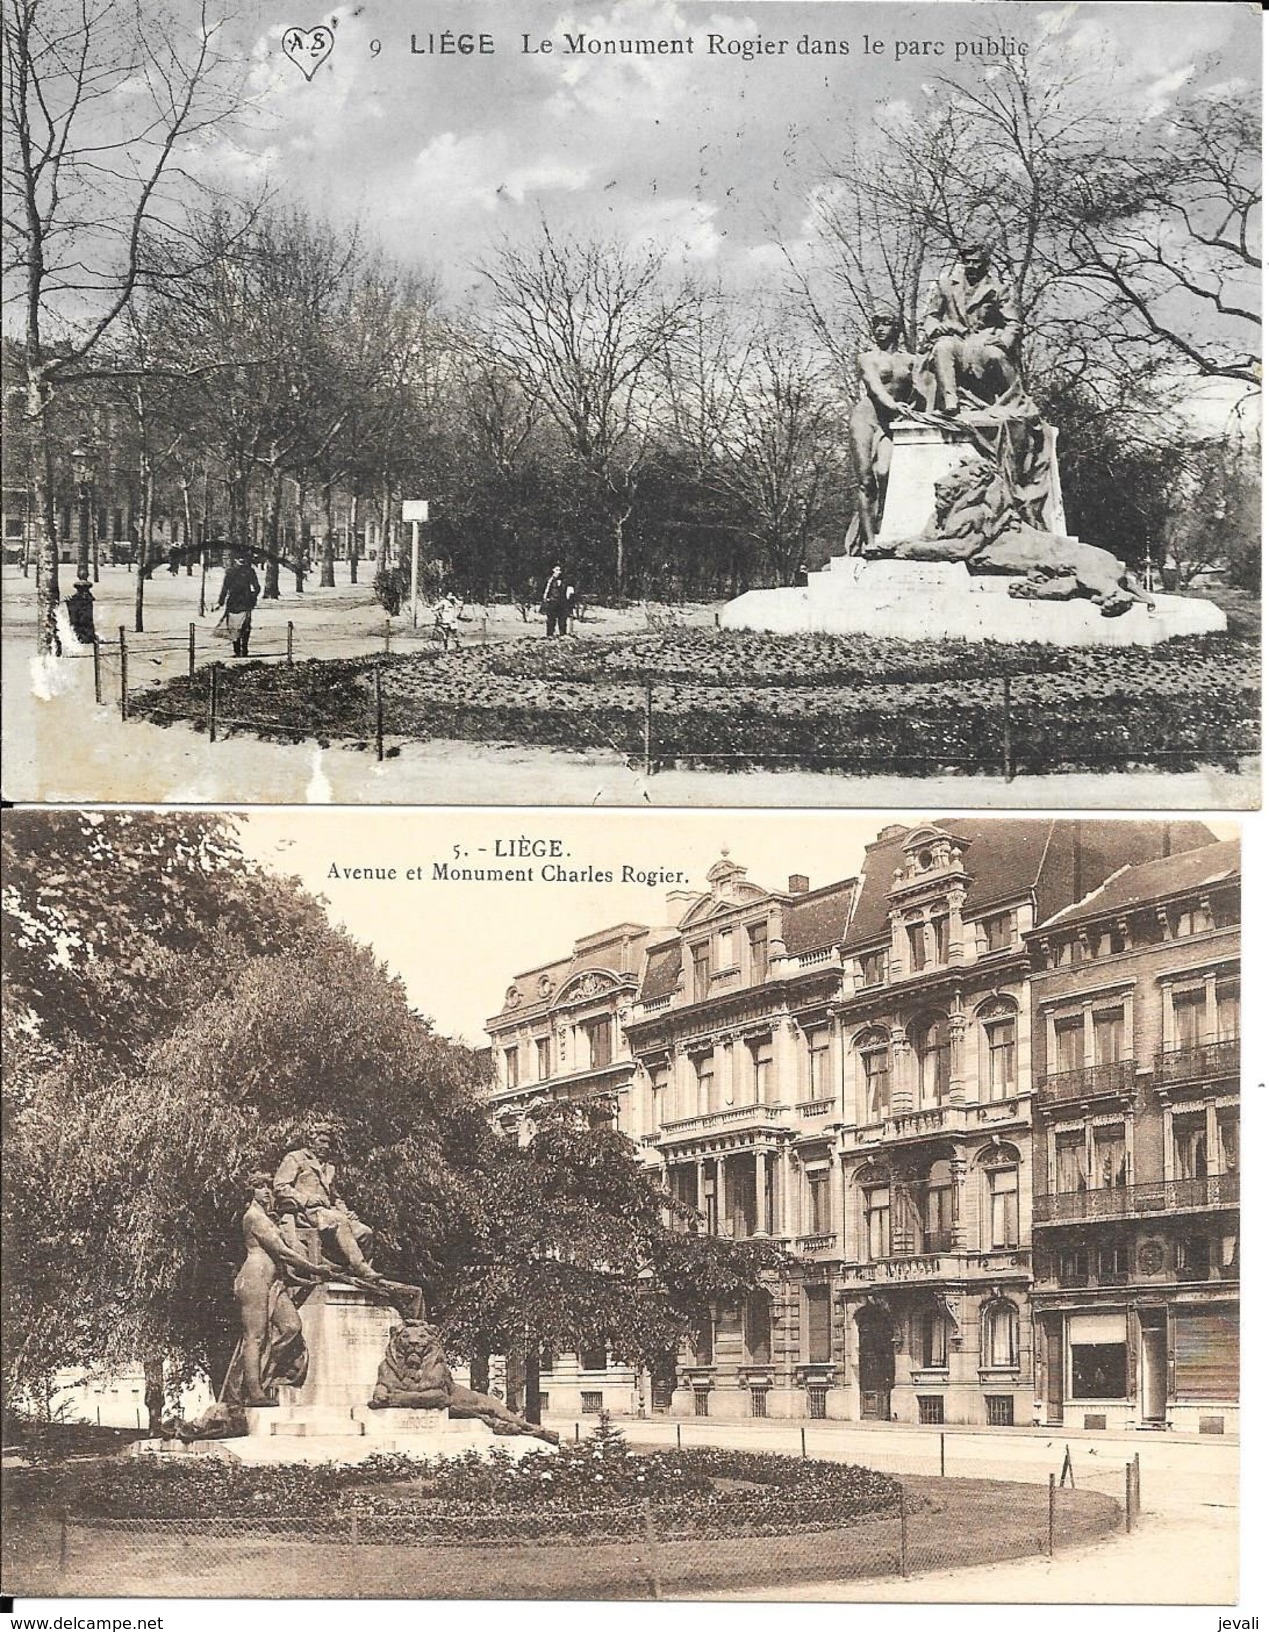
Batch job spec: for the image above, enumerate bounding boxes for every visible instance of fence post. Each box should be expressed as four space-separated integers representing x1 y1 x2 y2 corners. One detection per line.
801 1426 807 1459
940 1431 945 1476
186 621 195 679
643 677 653 776
118 627 128 720
287 620 294 667
898 1485 909 1578
676 1421 682 1450
1133 1452 1141 1521
384 616 392 654
1125 1462 1133 1532
92 637 102 706
1002 674 1013 781
209 662 220 744
1047 1471 1056 1557
575 1421 580 1442
350 1508 359 1545
59 1506 69 1579
374 663 384 762
642 1497 662 1600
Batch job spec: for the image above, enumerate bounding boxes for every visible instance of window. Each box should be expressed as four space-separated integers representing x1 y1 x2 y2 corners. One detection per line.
924 1159 954 1250
1216 981 1240 1040
907 920 928 972
581 1390 604 1413
805 1285 832 1364
1093 1124 1127 1188
747 1034 774 1101
649 1062 669 1131
504 1046 519 1089
1174 990 1205 1049
750 1387 769 1418
806 1169 831 1235
583 1016 613 1069
860 949 886 987
694 1053 715 1115
1054 1016 1083 1073
986 1395 1014 1427
1055 1130 1088 1192
808 1385 828 1420
694 1317 714 1365
864 1185 891 1260
930 914 949 964
860 1033 891 1120
1093 1007 1125 1065
1057 1246 1089 1286
1174 1115 1208 1180
716 927 735 969
536 1036 552 1081
980 1002 1017 1100
748 922 769 983
918 1395 945 1424
1098 1242 1129 1283
982 1302 1020 1368
691 942 711 1002
919 1311 949 1369
982 912 1013 954
806 1027 831 1096
1176 1236 1211 1280
538 1392 550 1413
1069 1313 1127 1399
694 1388 710 1417
911 1015 950 1106
1217 1108 1238 1173
744 1293 772 1365
987 1165 1019 1249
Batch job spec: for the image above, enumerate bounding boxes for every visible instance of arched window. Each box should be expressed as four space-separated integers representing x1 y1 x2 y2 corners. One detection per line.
856 1028 892 1121
981 1300 1020 1369
977 998 1018 1101
977 1143 1021 1250
917 1308 950 1369
857 1162 890 1261
910 1013 951 1107
922 1157 956 1252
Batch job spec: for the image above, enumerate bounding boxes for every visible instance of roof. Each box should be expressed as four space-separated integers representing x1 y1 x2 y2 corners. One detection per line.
840 819 1217 951
640 941 682 1003
1039 838 1240 931
493 923 651 1019
783 879 857 956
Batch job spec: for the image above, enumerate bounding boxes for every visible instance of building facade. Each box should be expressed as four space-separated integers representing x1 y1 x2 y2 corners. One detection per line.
1027 840 1240 1436
482 821 1237 1432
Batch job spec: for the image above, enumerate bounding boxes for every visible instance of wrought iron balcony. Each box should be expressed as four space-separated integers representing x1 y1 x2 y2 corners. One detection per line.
1034 1172 1238 1224
1037 1059 1136 1106
1154 1037 1239 1088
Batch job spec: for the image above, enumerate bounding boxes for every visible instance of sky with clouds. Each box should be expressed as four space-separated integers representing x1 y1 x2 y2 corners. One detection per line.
207 0 1259 303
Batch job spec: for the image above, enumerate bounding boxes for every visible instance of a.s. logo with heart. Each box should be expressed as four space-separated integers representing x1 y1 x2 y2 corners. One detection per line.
282 24 334 80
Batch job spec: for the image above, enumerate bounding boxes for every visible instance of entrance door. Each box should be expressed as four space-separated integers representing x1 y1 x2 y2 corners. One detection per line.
1044 1316 1064 1425
1139 1314 1168 1423
857 1311 894 1420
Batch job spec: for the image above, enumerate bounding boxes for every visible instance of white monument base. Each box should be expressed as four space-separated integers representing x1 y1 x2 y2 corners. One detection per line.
719 559 1226 647
130 1283 556 1465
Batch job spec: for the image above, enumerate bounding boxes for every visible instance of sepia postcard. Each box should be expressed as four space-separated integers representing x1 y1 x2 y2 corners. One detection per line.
0 0 1261 808
0 806 1246 1611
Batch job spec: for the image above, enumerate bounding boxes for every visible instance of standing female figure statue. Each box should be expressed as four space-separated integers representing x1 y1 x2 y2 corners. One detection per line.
229 1171 330 1406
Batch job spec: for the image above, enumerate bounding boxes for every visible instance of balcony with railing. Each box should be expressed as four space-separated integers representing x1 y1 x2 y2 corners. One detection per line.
841 1244 1029 1285
1154 1037 1239 1088
796 1232 838 1255
658 1101 792 1144
794 1097 835 1119
1034 1172 1238 1224
1037 1059 1136 1107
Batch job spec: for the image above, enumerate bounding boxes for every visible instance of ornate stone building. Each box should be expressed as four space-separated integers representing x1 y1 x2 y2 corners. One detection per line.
482 820 1232 1429
1027 839 1240 1435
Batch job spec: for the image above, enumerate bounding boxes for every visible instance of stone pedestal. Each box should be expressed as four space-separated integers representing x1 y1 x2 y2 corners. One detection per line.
878 418 1067 542
131 1283 556 1465
719 559 1226 646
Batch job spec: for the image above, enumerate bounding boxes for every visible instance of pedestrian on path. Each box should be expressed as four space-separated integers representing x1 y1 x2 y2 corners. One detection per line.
215 548 261 657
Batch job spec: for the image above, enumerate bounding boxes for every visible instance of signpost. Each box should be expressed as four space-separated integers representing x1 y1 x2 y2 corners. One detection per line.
401 499 429 628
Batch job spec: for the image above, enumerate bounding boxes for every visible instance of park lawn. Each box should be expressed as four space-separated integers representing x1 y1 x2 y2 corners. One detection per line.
129 626 1261 776
1 1477 1118 1600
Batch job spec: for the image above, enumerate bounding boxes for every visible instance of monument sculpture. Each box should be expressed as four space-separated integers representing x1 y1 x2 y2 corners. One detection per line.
157 1136 555 1463
721 236 1225 645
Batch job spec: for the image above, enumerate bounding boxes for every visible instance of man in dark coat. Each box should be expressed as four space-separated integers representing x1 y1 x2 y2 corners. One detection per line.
216 549 261 657
540 562 575 637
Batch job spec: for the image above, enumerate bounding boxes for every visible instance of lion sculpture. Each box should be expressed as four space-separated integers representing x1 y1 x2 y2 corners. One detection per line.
369 1319 559 1444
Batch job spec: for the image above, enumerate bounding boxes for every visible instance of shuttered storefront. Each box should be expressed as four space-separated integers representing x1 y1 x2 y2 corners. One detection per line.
1173 1306 1239 1401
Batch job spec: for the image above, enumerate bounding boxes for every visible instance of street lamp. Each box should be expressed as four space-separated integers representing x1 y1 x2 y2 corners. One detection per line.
70 445 94 583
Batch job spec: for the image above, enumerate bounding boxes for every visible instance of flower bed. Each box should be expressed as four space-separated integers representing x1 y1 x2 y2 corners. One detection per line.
8 1442 902 1544
128 627 1260 774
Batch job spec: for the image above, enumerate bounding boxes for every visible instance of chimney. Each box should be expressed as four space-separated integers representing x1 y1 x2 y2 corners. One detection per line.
788 874 810 895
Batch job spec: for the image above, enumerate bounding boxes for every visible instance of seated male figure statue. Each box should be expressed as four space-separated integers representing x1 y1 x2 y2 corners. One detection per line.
273 1121 380 1281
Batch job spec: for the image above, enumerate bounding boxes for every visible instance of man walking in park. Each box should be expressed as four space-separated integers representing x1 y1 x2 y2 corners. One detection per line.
215 547 261 657
540 562 575 637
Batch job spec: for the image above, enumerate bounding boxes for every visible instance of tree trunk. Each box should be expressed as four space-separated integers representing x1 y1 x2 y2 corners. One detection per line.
320 481 336 587
28 365 60 654
349 490 360 584
133 430 153 633
143 1356 165 1436
524 1345 542 1425
266 466 283 583
181 479 195 575
380 483 393 570
469 1351 490 1394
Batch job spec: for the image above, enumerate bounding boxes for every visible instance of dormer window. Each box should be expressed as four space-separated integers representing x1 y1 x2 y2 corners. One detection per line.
981 912 1013 954
691 942 711 1002
860 949 886 988
906 912 948 972
748 921 769 982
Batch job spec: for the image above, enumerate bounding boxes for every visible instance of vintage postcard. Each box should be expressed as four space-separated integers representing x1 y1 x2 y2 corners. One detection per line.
0 806 1244 1608
0 0 1260 807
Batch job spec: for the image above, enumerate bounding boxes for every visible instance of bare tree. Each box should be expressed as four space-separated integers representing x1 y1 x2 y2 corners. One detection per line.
479 223 691 595
2 0 248 651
